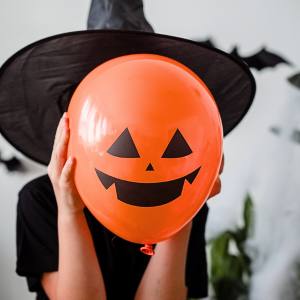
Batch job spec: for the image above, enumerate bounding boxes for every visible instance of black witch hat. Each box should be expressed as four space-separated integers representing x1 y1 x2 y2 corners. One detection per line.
0 0 255 165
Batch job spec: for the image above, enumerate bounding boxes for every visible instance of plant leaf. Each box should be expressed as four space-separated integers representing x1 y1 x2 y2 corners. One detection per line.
243 193 254 238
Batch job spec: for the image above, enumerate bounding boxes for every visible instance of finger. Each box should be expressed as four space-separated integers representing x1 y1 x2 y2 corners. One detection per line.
56 116 70 154
60 156 76 187
53 113 67 149
54 120 70 170
50 117 70 173
208 177 221 199
60 157 85 212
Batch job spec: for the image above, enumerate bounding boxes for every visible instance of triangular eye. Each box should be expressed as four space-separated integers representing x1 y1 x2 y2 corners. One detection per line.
162 129 192 158
107 128 140 158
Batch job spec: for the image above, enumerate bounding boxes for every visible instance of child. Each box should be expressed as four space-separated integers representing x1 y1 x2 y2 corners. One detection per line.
17 113 223 299
12 0 253 298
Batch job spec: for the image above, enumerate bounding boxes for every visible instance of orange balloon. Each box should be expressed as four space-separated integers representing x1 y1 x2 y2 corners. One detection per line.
67 54 223 245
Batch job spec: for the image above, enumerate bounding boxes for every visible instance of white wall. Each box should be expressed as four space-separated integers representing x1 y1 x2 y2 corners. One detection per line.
0 2 91 299
0 1 299 299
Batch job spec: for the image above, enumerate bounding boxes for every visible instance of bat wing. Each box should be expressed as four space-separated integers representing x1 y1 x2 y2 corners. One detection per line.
288 72 300 89
231 47 291 70
195 38 216 48
0 151 23 172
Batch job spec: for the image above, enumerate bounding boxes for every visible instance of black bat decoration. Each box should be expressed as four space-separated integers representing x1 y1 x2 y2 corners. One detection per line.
194 38 217 48
230 47 291 71
196 38 216 49
288 72 300 89
269 126 281 136
291 130 300 145
0 150 24 172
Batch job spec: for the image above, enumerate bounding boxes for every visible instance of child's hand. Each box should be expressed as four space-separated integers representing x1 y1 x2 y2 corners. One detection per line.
208 154 224 199
159 154 225 241
47 113 84 216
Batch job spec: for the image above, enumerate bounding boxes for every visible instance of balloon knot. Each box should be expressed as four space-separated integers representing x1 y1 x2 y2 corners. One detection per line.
140 244 155 256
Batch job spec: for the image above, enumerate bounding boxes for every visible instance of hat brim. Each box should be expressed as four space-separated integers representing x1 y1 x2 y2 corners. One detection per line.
0 30 255 165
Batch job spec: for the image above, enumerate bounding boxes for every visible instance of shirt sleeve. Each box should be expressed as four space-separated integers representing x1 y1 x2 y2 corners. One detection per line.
185 203 209 298
16 176 59 295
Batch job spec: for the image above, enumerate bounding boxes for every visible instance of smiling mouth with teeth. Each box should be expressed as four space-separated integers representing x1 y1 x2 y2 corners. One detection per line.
95 167 201 207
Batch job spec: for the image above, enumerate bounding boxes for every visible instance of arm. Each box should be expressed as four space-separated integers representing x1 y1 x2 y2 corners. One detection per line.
135 223 192 300
135 155 224 300
43 113 106 300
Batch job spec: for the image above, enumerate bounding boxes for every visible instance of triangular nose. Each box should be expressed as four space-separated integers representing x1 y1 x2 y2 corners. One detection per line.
146 163 154 171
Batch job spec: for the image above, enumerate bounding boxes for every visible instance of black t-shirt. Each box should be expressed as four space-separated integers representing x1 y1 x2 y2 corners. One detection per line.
16 175 208 300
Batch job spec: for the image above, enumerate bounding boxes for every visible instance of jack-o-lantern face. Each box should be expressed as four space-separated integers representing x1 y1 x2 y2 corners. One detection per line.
95 128 200 207
68 54 223 244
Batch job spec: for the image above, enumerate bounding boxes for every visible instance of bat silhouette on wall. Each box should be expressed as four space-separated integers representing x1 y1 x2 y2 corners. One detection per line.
288 72 300 89
196 38 216 48
230 47 291 70
0 150 23 172
269 126 281 136
291 130 300 145
269 127 300 145
195 38 291 71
